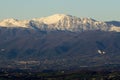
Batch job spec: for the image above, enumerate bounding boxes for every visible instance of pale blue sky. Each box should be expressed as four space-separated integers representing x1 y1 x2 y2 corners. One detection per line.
0 0 120 21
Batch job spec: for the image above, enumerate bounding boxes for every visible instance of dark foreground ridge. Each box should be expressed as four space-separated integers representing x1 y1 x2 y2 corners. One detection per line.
0 68 120 80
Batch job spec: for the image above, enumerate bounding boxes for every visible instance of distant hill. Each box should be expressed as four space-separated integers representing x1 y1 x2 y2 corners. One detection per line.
0 27 120 70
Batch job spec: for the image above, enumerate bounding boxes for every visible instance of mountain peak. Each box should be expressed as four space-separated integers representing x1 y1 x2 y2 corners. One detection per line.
33 14 71 25
50 14 68 17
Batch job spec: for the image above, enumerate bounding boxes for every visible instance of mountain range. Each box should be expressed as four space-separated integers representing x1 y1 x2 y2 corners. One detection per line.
0 14 120 70
0 14 120 32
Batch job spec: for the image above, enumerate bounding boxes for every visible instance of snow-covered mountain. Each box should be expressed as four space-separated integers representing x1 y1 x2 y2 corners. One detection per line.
0 14 120 32
0 14 120 69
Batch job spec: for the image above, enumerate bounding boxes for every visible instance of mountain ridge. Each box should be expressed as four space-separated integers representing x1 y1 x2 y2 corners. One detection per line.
0 14 120 32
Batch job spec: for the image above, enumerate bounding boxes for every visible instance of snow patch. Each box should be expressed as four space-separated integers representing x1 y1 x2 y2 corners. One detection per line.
110 26 120 32
98 50 106 55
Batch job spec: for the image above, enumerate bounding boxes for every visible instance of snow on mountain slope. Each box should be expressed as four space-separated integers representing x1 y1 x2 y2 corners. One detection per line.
33 14 66 24
0 18 29 28
0 14 120 32
110 26 120 32
30 14 111 31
